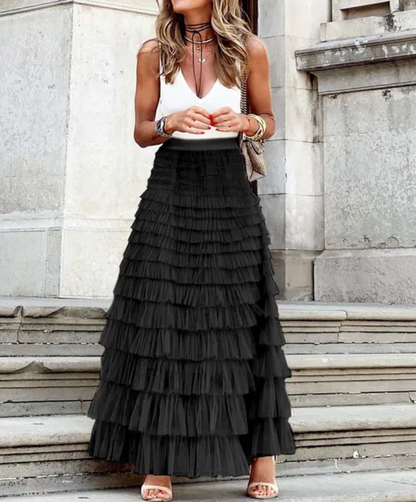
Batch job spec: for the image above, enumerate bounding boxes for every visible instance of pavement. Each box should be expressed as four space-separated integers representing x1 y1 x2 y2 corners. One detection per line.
2 470 416 502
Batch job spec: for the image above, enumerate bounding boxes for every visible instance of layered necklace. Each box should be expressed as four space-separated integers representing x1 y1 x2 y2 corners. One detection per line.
183 21 216 99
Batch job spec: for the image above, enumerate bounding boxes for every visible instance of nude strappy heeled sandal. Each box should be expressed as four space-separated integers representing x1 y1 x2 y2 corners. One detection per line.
140 478 173 502
246 455 279 499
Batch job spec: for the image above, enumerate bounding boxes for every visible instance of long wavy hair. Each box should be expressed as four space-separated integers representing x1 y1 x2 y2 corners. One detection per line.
154 0 253 89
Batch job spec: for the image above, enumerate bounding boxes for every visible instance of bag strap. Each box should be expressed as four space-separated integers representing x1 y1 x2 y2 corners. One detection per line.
240 65 249 115
239 65 249 147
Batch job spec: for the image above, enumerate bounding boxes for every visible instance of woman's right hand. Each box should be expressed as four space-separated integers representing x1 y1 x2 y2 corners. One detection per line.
164 106 212 135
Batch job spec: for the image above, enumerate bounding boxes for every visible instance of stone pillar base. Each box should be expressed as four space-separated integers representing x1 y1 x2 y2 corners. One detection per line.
315 249 416 304
272 250 322 301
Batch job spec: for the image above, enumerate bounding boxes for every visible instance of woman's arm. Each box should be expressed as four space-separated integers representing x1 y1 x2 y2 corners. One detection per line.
211 35 276 138
245 35 276 140
133 39 212 148
133 39 170 148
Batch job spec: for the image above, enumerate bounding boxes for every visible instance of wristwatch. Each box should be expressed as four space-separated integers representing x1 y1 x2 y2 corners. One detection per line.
155 116 172 138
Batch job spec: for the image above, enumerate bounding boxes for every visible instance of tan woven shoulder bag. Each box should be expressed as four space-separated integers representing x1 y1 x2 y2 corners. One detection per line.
239 66 267 182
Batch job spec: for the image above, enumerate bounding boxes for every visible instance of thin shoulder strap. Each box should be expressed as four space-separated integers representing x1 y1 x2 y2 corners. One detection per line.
158 41 162 76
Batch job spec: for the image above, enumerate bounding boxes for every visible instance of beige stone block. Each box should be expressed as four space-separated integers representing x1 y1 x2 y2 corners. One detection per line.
285 0 331 39
257 194 286 249
285 87 319 142
287 353 416 369
315 249 416 304
290 392 413 407
0 387 96 403
263 36 285 89
259 140 323 197
283 332 339 343
18 330 100 344
258 0 285 37
0 231 47 297
323 9 416 40
284 342 416 354
0 330 18 343
0 401 85 418
0 0 158 15
270 87 286 141
289 441 416 462
285 141 323 196
285 194 325 250
0 6 70 217
316 61 416 96
333 0 392 21
273 250 321 301
0 344 103 357
289 379 416 395
61 228 129 298
339 331 416 342
45 228 62 297
284 36 315 91
260 140 286 196
65 3 156 221
279 310 347 321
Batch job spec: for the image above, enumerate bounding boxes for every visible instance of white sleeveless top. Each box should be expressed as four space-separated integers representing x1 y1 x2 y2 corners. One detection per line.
159 58 241 140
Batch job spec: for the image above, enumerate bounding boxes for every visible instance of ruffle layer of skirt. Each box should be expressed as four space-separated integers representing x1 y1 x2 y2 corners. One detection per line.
99 322 257 361
87 146 296 476
88 420 250 477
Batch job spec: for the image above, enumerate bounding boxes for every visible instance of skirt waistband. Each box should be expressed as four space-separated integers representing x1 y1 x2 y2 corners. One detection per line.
161 137 241 151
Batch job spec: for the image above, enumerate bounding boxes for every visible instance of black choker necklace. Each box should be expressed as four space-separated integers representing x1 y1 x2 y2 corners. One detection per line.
183 21 215 98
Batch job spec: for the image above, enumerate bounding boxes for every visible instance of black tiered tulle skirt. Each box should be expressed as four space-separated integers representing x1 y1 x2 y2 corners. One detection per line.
87 136 296 478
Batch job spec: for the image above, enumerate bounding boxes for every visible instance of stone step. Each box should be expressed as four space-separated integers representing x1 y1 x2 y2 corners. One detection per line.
0 405 415 496
1 353 415 417
2 469 416 502
2 301 416 356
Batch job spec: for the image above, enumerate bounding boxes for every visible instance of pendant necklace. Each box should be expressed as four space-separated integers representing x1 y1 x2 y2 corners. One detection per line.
184 34 215 63
183 21 216 98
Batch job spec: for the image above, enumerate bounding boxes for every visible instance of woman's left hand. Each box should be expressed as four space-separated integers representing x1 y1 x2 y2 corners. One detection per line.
210 107 248 132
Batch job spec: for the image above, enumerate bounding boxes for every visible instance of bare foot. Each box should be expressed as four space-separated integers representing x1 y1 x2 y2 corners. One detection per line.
247 456 278 498
141 474 172 501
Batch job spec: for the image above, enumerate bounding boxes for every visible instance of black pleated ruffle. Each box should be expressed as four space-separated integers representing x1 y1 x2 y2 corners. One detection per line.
87 145 296 478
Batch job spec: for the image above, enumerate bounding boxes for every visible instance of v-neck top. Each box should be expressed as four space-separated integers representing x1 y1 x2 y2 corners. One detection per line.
159 57 242 140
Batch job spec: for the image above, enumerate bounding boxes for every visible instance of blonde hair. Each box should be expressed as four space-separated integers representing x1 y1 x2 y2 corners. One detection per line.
154 0 253 88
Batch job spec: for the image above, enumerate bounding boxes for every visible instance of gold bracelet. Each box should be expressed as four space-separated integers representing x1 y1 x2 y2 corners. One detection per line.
250 114 266 139
246 114 267 140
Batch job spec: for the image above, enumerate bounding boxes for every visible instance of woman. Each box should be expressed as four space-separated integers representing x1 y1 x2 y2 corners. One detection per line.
87 0 296 500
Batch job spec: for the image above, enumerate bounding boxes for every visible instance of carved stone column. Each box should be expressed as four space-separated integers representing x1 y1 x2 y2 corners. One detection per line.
0 0 157 298
258 0 331 300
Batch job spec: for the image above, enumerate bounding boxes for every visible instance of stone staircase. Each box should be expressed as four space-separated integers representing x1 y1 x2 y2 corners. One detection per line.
0 299 416 500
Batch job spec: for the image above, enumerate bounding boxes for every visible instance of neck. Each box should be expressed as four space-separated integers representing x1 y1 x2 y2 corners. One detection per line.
182 11 215 42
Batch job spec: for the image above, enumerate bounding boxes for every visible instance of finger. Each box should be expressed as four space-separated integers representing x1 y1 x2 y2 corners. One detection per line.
191 111 211 125
181 123 206 135
192 106 211 119
214 120 239 131
211 106 232 118
185 117 210 130
212 113 234 126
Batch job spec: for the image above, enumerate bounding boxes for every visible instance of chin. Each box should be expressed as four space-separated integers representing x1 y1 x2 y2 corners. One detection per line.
170 0 209 14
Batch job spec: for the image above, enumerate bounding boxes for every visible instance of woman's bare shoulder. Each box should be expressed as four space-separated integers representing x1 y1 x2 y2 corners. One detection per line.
245 34 268 64
137 37 160 56
136 38 160 77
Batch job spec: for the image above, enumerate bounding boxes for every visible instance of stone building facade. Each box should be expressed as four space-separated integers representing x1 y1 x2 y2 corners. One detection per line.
1 0 415 304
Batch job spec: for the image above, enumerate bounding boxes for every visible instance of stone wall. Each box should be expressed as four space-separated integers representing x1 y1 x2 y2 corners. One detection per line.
296 0 416 303
0 0 158 298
